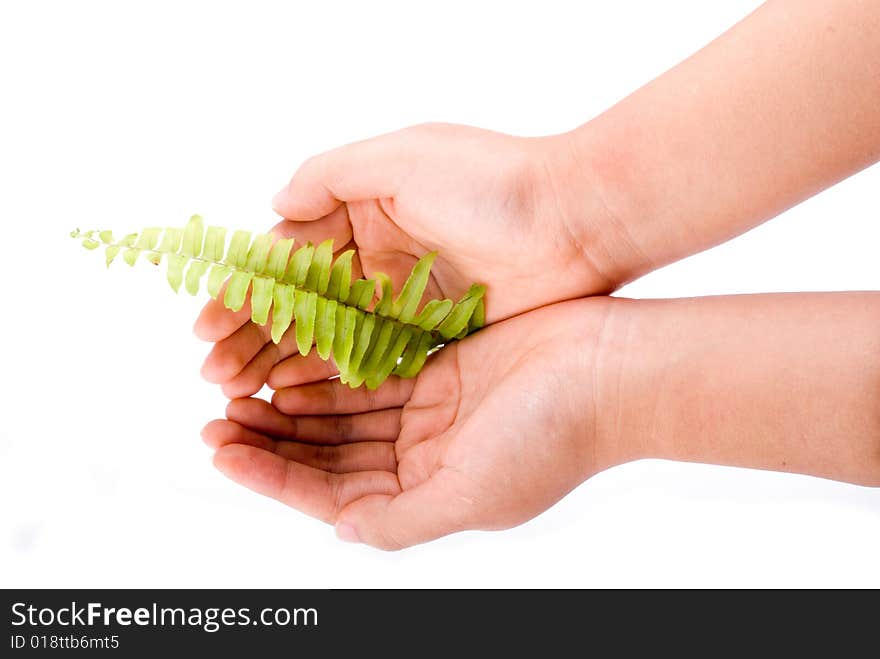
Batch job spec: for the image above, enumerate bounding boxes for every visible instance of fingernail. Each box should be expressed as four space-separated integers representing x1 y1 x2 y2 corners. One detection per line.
335 522 361 544
271 187 287 212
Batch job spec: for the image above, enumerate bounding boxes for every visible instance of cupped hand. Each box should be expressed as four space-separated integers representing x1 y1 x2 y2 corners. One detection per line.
195 123 623 398
201 298 619 550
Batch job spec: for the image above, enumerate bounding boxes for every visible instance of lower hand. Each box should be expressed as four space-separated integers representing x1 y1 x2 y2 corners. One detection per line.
201 298 617 549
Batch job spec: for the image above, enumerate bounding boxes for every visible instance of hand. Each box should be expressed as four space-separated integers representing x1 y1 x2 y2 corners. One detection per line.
195 123 632 398
201 298 618 550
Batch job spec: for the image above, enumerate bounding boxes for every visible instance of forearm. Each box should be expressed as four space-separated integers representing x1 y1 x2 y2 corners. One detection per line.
596 293 880 486
555 0 880 283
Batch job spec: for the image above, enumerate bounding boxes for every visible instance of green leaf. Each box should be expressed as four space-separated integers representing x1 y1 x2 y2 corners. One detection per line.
368 326 414 389
327 249 354 301
265 238 294 280
306 239 334 293
294 289 318 356
224 271 254 312
158 227 183 253
285 243 314 286
245 233 274 273
105 244 121 266
333 304 357 376
346 314 376 386
184 260 210 295
348 279 375 310
271 283 295 344
250 276 275 325
374 272 394 317
468 298 486 331
182 215 204 257
122 248 141 266
134 227 162 250
437 284 487 339
394 331 434 378
203 226 227 261
315 298 337 360
359 320 396 386
392 252 436 322
206 264 233 298
166 253 187 292
414 298 454 330
225 230 252 268
74 219 485 388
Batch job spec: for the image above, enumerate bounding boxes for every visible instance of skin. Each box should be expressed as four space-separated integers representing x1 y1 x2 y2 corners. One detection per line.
204 299 613 550
195 0 880 399
203 294 880 549
196 0 880 548
195 125 613 398
559 0 880 279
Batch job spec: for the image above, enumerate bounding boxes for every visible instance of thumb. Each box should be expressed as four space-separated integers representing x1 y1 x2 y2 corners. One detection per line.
335 469 475 550
272 130 413 220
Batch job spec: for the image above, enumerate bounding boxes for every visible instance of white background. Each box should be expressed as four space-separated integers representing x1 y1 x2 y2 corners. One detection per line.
1 0 879 588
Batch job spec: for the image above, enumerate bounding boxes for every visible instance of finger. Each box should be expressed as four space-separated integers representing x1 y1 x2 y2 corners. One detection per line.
272 131 412 219
335 469 474 550
201 418 274 451
193 283 252 343
226 397 402 444
272 377 415 415
220 341 279 398
212 443 400 524
267 352 339 390
276 441 397 474
220 328 303 398
202 419 397 473
269 204 353 247
201 321 271 384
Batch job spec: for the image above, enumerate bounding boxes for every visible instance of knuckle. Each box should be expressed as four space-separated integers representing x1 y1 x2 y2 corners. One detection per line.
372 527 407 552
327 473 345 522
362 387 377 410
315 444 337 472
327 383 341 412
296 153 324 178
381 444 398 472
271 388 295 414
333 414 353 441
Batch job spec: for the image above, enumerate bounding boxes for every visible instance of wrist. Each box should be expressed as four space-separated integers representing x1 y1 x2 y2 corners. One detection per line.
537 123 658 291
585 297 668 471
553 297 654 476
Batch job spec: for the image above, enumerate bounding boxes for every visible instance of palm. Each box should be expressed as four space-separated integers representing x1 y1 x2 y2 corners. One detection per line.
203 300 609 549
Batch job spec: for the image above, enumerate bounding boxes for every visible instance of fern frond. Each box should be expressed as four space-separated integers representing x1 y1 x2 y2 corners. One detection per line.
71 217 485 389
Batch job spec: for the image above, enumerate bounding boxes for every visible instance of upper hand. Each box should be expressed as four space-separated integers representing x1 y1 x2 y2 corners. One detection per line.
195 123 623 397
